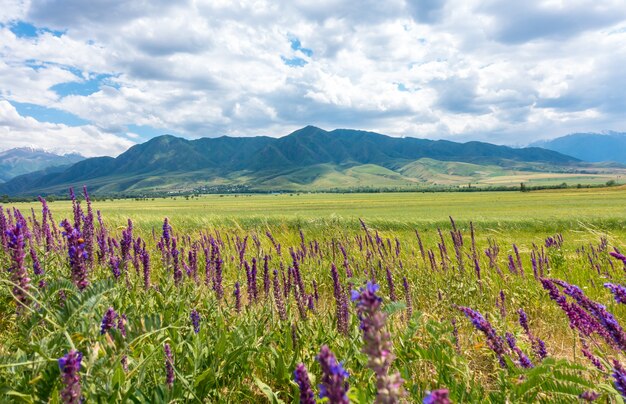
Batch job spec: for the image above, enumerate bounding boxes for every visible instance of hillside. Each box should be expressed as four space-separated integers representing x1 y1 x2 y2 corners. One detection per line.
0 147 84 183
0 126 603 196
532 132 626 164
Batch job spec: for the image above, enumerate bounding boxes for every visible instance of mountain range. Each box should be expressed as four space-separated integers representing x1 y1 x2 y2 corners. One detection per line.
1 126 620 196
0 148 84 183
532 132 626 164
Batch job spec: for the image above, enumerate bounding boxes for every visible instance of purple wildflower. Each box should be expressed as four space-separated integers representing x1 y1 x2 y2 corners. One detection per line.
142 250 151 290
457 306 508 367
294 363 316 404
234 282 241 313
317 345 350 403
31 247 43 275
517 309 547 360
164 343 175 388
117 314 127 338
579 391 600 402
423 389 451 404
613 359 626 398
100 307 118 335
190 309 200 334
58 350 83 403
6 221 30 311
352 281 404 402
109 256 120 279
505 332 533 368
61 220 89 290
273 270 287 321
605 283 626 304
403 277 413 321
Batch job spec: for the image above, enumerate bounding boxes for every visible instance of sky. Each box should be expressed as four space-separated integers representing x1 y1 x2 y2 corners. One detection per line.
0 0 625 157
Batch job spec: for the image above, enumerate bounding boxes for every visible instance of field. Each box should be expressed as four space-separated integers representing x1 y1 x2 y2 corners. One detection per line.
1 187 626 402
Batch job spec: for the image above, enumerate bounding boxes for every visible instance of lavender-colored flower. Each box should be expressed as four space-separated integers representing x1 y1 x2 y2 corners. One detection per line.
423 389 451 404
263 255 270 298
82 186 95 267
403 277 412 321
352 281 404 402
172 238 182 286
272 270 287 321
517 309 547 360
190 309 200 334
579 391 600 401
117 314 127 338
317 345 350 403
329 263 348 334
142 250 151 290
580 339 604 371
109 256 120 279
457 306 508 367
605 283 626 304
61 220 89 290
560 280 626 350
6 221 30 311
100 307 118 335
58 349 83 403
505 332 533 368
234 282 241 313
540 279 611 343
164 343 175 388
31 247 43 275
162 217 172 250
415 229 426 263
294 363 316 404
613 359 626 398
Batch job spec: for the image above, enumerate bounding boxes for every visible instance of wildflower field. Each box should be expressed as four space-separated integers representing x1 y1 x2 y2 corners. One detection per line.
2 188 626 403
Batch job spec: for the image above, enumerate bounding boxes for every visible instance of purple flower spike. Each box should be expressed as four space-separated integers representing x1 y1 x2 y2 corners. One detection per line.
164 343 175 388
61 220 89 290
423 389 451 404
58 350 83 403
100 307 118 335
190 309 200 334
6 221 30 312
613 359 626 399
605 283 626 304
352 281 404 401
579 391 600 401
294 363 316 404
317 345 350 403
457 306 508 367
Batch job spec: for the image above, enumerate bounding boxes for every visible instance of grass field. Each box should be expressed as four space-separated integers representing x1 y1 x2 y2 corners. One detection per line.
10 186 626 232
2 187 626 402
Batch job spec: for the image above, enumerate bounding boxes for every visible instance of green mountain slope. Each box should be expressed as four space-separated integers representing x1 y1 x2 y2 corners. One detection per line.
0 126 592 195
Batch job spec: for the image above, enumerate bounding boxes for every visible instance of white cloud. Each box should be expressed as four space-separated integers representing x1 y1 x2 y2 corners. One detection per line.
0 100 134 156
0 0 623 152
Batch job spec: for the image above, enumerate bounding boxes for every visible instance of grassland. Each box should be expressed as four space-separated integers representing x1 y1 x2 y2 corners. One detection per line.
11 186 626 233
2 187 626 402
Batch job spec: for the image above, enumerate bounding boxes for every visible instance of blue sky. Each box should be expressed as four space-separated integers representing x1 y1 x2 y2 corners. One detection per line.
0 0 625 156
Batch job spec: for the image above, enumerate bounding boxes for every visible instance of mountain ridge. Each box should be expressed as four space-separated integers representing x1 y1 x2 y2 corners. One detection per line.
0 126 594 195
532 132 626 164
0 147 84 183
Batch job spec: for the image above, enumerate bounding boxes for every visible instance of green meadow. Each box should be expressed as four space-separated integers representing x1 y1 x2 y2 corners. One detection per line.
2 186 626 402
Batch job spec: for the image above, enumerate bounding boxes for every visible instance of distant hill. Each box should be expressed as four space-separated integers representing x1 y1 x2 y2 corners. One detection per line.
0 147 84 183
0 126 596 196
532 132 626 164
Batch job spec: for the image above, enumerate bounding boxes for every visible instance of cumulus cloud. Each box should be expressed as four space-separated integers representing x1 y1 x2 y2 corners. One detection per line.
0 0 624 152
0 100 134 156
